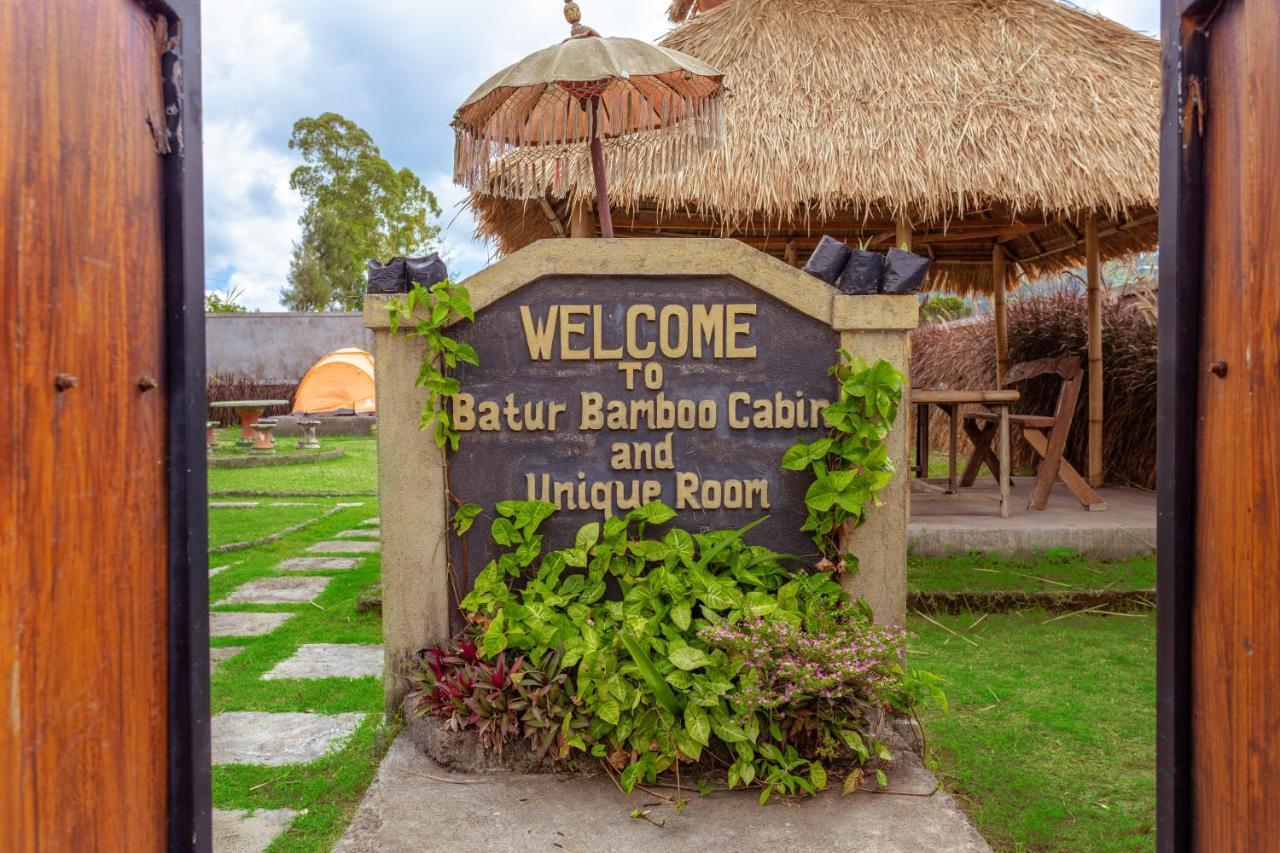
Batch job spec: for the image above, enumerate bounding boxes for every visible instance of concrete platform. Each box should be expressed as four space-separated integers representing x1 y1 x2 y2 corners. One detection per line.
336 734 989 853
909 477 1155 559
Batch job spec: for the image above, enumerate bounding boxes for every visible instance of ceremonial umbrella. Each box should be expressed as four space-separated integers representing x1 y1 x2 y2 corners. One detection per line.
452 1 726 238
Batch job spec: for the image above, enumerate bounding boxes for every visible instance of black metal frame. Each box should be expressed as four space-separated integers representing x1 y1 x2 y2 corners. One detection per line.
150 0 211 849
1157 1 1217 850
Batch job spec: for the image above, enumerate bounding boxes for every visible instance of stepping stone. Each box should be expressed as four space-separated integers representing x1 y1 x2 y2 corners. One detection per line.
308 540 378 554
335 529 379 539
263 644 383 680
209 611 292 638
270 501 319 507
336 502 365 508
211 501 259 509
212 711 365 766
209 565 229 578
360 517 380 526
277 557 359 572
212 808 297 853
210 646 244 673
219 576 331 606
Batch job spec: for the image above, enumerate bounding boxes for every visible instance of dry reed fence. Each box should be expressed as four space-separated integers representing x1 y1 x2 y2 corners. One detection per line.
206 374 298 426
910 287 1157 489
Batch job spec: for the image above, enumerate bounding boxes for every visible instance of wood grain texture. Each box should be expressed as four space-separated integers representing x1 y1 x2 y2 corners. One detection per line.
1086 217 1103 487
0 0 169 849
1193 0 1280 847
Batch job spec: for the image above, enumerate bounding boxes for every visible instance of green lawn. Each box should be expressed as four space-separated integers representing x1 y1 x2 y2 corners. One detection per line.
910 549 1156 594
207 503 335 550
208 461 391 851
208 430 378 496
909 610 1156 852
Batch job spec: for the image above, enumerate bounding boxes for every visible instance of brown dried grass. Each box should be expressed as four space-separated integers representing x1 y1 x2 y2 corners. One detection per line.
469 0 1159 293
910 286 1157 489
207 374 298 426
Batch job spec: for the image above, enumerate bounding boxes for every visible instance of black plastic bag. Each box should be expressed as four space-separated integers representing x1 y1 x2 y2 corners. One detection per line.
366 258 409 294
836 250 885 294
802 236 852 285
882 248 932 293
406 253 449 288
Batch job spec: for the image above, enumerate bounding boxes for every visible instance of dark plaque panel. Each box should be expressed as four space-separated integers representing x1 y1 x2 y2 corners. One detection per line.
447 274 838 595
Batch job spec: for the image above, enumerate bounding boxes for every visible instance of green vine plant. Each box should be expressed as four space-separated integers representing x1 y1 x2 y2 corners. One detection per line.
781 353 905 574
384 280 485 586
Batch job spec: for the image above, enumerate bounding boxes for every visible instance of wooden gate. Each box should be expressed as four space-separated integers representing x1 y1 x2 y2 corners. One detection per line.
0 0 208 849
1159 0 1280 849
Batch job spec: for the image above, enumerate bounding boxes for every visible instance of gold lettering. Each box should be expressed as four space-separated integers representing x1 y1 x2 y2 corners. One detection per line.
723 479 744 509
560 305 590 360
618 361 642 390
478 401 500 431
580 392 603 429
592 305 623 360
728 392 751 428
519 306 557 360
659 305 690 359
625 305 657 359
676 472 700 509
453 393 476 431
746 479 771 509
547 402 567 431
726 304 757 358
691 304 725 359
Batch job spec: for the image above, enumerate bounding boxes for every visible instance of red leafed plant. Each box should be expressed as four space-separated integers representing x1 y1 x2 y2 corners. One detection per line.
406 640 582 760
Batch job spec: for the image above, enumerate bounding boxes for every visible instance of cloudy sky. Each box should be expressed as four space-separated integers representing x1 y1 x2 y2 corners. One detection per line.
202 0 1159 310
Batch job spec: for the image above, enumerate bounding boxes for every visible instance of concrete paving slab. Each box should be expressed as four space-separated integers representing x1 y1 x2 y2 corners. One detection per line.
263 644 383 680
209 611 292 638
308 540 379 554
270 501 321 507
360 517 380 526
212 808 297 853
219 576 331 605
335 529 380 539
335 735 990 853
212 711 366 766
211 502 259 509
277 557 360 571
336 502 366 508
210 565 229 578
909 478 1155 559
210 646 244 673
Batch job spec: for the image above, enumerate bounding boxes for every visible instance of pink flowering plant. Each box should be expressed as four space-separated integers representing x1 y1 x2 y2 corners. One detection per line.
406 494 944 809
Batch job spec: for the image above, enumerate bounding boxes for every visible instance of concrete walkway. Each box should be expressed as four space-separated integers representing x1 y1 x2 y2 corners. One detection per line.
909 477 1155 559
336 734 990 853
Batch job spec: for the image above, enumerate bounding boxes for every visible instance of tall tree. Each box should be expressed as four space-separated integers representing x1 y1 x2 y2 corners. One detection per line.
282 113 442 311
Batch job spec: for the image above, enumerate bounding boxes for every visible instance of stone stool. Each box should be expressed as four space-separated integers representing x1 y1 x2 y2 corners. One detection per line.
297 419 322 450
206 421 219 451
250 420 278 452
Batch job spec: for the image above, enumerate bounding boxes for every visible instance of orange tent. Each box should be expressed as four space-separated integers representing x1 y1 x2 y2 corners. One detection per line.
292 348 376 416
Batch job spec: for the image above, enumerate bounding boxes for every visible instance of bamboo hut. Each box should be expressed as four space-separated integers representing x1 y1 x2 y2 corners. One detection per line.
467 0 1160 486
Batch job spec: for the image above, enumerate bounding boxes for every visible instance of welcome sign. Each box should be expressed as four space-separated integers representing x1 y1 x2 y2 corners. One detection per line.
447 274 840 585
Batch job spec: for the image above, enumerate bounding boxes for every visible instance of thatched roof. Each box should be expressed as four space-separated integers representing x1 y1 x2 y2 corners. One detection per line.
469 0 1160 293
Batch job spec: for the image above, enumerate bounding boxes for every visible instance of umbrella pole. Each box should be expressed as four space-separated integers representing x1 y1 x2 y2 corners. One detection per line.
589 97 615 238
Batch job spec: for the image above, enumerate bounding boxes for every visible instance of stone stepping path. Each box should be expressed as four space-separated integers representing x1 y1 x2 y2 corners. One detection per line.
210 646 244 673
212 711 365 766
263 644 383 680
277 556 360 572
212 808 297 853
335 529 379 539
209 565 229 578
270 501 320 507
360 517 379 526
335 502 366 508
211 501 259 509
308 540 379 554
219 576 331 606
210 612 293 638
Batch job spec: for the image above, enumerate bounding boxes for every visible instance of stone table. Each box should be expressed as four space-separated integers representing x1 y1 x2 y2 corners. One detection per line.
211 399 290 446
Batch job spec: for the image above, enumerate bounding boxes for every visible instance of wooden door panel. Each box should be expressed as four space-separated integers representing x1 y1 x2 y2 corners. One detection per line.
0 0 170 849
1192 0 1280 848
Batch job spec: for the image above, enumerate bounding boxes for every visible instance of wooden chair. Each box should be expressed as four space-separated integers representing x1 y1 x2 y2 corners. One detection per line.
961 355 1106 512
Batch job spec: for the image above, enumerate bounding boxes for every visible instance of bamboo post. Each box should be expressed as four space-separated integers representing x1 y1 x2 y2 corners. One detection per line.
896 213 912 250
1086 216 1104 487
588 97 614 238
993 243 1009 386
569 198 597 238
